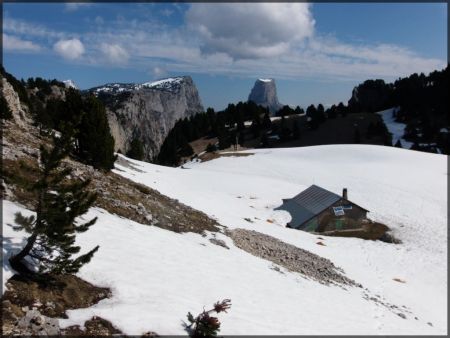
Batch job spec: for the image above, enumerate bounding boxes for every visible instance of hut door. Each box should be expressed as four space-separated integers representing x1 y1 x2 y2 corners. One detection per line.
335 219 344 230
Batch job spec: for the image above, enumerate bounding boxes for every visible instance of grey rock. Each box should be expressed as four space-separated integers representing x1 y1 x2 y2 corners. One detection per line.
16 308 60 335
248 78 283 115
209 238 230 249
1 77 30 127
229 228 357 286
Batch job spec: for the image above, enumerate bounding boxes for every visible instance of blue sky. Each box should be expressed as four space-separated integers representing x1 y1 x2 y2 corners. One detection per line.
3 3 447 110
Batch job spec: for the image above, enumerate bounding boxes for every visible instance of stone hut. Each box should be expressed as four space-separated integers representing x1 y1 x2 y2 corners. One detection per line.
275 185 369 232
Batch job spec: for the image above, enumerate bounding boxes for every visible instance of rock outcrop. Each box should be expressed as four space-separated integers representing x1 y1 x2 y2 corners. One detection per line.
1 77 29 127
89 76 204 161
248 78 282 115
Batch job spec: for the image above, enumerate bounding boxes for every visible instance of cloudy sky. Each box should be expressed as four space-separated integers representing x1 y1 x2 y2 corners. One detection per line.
3 3 447 110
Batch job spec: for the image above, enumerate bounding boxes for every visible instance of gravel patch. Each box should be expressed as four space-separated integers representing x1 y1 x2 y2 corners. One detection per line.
229 228 360 287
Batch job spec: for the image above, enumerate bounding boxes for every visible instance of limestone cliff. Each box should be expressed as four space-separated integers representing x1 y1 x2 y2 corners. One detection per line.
89 76 204 161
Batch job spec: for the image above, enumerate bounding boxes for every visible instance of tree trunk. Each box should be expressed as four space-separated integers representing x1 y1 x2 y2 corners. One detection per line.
9 233 37 275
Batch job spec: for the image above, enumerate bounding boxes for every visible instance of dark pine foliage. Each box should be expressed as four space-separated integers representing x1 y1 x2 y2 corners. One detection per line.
0 95 13 120
74 95 116 171
1 67 117 170
347 79 393 113
157 101 275 166
346 66 449 153
9 126 99 275
126 138 145 160
353 128 361 144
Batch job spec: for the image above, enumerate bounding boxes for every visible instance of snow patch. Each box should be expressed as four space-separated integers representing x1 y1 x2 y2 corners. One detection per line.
141 77 184 89
377 107 413 149
63 80 77 89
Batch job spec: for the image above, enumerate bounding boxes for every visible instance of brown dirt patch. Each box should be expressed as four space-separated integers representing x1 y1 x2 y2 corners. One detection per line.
3 112 221 235
1 273 119 336
189 136 218 154
197 151 254 163
62 316 123 336
2 274 111 319
3 154 221 235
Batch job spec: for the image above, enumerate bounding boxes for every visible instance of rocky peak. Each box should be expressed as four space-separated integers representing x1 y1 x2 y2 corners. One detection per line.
248 78 282 115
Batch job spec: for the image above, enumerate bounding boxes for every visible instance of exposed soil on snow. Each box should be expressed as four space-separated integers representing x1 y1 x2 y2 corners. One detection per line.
229 228 360 287
62 316 123 336
195 150 254 163
1 273 119 335
1 117 221 235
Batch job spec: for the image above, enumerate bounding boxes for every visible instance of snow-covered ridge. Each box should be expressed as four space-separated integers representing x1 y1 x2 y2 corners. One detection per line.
141 77 184 90
63 79 77 89
91 77 186 95
258 78 273 82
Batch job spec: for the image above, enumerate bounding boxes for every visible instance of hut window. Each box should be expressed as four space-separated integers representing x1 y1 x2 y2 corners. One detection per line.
343 205 352 210
333 206 345 216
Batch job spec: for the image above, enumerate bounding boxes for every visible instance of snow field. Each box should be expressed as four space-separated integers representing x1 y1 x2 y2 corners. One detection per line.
3 144 447 334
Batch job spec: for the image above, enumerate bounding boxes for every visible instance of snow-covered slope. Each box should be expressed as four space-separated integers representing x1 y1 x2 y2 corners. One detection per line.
377 107 413 149
3 145 447 335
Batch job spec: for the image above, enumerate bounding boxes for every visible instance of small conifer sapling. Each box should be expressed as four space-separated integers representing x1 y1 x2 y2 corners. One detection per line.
9 125 99 275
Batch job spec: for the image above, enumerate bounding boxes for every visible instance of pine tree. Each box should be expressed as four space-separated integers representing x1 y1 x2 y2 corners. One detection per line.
292 121 301 139
262 112 272 129
9 127 99 275
217 130 230 150
353 128 361 144
77 95 116 170
260 133 270 147
127 138 145 160
0 95 12 120
394 139 403 148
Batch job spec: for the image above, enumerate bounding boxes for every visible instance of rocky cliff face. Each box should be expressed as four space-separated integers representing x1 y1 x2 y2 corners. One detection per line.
248 78 282 115
89 76 204 161
1 77 29 127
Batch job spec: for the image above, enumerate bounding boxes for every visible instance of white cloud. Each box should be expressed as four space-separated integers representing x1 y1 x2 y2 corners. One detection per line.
53 38 85 60
152 66 167 78
185 3 315 59
100 43 129 64
3 34 42 52
3 17 65 39
160 8 174 17
64 3 93 12
4 10 445 85
94 16 104 25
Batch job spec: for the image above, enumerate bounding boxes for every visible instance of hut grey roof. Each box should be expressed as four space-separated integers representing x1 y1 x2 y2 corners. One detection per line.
275 185 342 229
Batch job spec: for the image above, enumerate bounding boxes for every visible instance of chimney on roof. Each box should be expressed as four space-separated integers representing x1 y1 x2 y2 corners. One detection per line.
343 188 348 200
